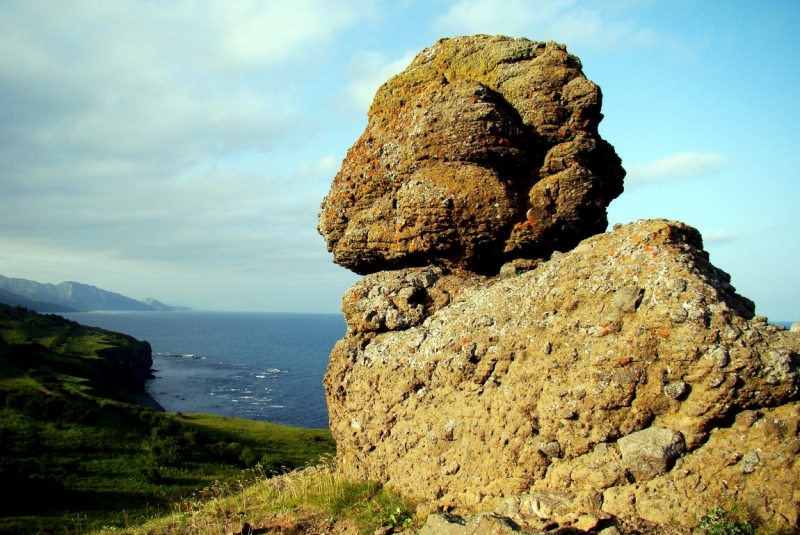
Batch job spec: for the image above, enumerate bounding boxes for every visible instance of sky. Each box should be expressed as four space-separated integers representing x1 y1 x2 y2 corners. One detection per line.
0 1 798 320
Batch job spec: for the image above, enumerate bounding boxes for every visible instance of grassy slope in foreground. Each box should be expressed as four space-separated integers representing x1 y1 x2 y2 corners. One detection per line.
0 304 334 534
94 460 422 535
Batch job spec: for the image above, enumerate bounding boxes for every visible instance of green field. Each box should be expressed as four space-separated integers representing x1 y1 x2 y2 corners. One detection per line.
0 304 335 534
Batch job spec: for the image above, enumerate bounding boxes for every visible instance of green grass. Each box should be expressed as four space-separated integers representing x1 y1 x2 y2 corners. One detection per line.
182 414 336 473
697 505 800 535
699 507 756 535
99 459 420 535
0 376 335 534
0 304 153 403
0 305 336 534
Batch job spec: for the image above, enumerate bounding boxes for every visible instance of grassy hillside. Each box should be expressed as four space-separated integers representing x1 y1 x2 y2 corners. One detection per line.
0 304 335 534
92 460 421 535
0 303 154 401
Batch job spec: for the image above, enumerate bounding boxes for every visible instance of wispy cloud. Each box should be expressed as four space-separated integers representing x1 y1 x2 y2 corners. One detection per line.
434 0 686 53
296 155 340 178
703 230 746 245
0 158 353 310
342 50 417 113
625 152 726 186
0 0 369 182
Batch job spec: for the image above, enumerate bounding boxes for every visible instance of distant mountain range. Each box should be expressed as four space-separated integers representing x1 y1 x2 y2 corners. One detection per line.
0 274 190 313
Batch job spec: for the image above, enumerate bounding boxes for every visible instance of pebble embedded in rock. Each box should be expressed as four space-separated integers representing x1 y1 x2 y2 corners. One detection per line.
442 461 460 475
740 451 760 474
709 375 725 388
735 410 761 429
713 347 730 368
669 307 689 323
417 513 516 535
538 441 562 458
500 258 542 279
575 514 600 531
617 427 686 481
612 286 643 314
663 381 687 399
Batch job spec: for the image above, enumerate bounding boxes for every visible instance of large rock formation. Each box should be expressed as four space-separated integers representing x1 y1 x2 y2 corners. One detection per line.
325 219 800 528
320 35 800 532
318 35 624 275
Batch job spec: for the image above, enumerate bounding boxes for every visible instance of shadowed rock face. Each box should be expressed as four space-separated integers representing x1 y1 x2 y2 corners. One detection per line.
318 35 625 275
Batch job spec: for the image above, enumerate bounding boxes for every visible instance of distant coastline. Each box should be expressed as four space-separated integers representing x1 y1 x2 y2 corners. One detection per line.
0 273 189 313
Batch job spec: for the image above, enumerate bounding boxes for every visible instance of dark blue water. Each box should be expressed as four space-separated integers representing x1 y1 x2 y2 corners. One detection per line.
60 312 345 428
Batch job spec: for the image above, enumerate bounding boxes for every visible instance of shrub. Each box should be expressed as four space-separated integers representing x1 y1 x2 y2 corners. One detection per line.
386 506 413 529
699 507 756 535
239 446 258 468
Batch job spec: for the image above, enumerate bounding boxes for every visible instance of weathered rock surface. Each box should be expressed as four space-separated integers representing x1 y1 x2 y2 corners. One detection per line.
601 401 800 526
318 35 624 275
616 426 685 481
324 219 800 528
418 513 520 535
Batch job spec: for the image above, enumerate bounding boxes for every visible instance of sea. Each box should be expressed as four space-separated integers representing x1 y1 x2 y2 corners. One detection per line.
60 311 345 429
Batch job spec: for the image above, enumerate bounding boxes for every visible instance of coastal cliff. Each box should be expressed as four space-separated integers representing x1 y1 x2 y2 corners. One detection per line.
320 36 800 531
0 303 153 399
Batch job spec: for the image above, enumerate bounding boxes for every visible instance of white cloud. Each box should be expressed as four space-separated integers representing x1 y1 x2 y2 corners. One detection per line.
625 152 726 185
296 155 340 178
703 230 746 245
343 50 417 113
438 0 573 37
0 0 370 181
209 1 368 68
435 0 684 53
0 1 370 74
0 0 372 311
0 165 349 310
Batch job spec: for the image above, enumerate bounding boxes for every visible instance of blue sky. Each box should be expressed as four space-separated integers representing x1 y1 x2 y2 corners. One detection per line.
0 1 798 320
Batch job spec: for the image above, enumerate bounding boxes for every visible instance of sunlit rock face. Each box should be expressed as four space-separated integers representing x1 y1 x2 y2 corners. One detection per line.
318 35 624 275
318 35 800 532
325 219 800 528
